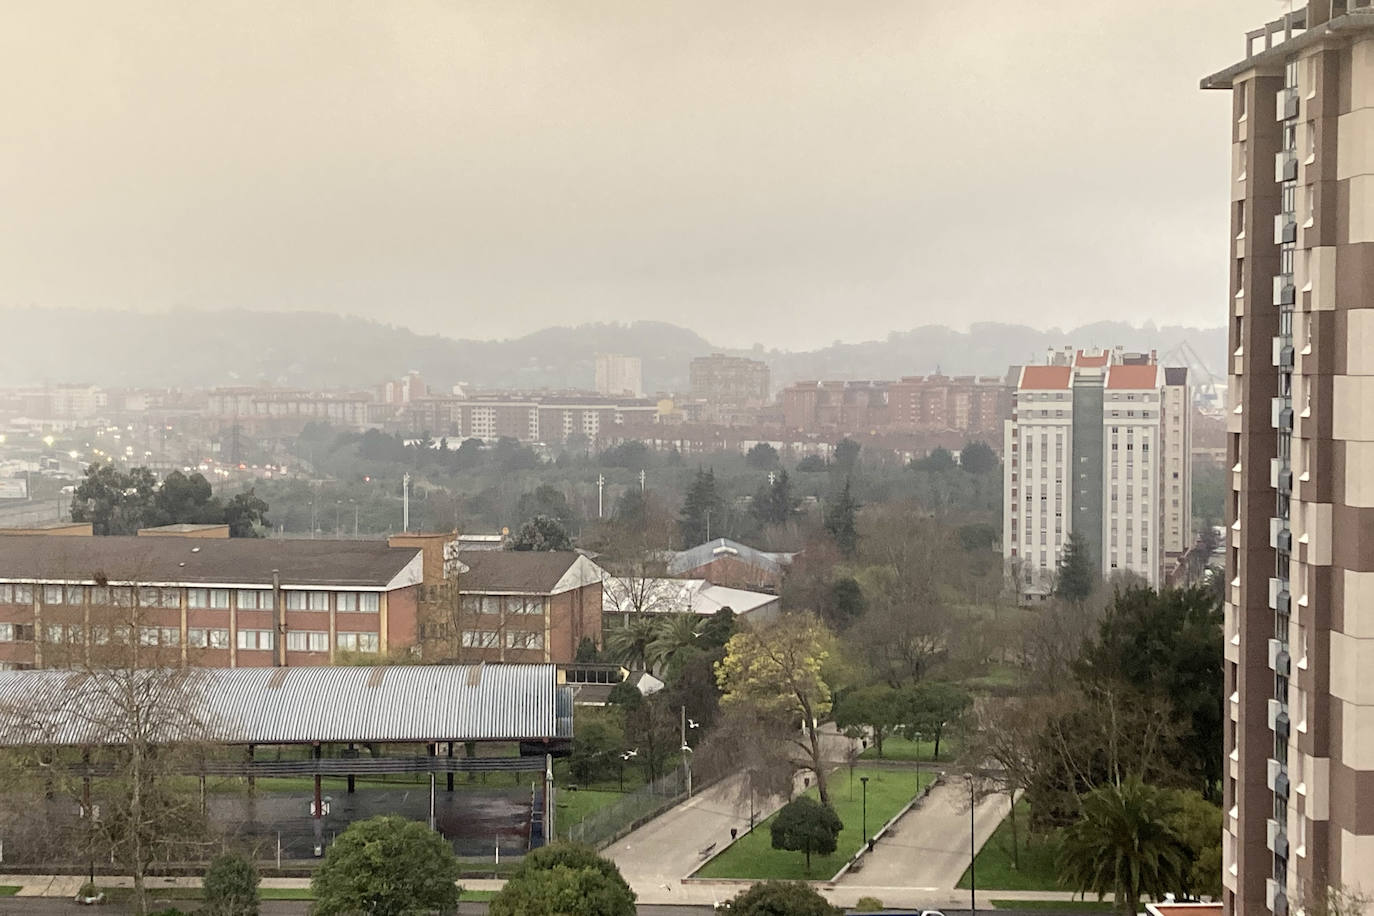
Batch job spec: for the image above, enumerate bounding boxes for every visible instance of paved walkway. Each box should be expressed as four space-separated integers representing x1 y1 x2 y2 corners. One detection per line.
838 778 1009 890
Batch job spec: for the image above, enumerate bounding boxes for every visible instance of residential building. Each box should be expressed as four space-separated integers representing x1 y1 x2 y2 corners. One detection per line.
689 355 771 408
376 371 427 406
594 354 644 398
0 532 427 670
449 551 605 664
1002 350 1192 600
780 381 890 434
1203 5 1374 909
665 538 795 593
205 387 372 431
401 392 658 444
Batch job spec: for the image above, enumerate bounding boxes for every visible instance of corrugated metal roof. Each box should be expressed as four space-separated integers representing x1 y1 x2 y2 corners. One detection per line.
0 664 568 747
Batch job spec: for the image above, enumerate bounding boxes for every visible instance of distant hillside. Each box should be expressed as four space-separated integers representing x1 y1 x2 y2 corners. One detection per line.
0 308 1225 394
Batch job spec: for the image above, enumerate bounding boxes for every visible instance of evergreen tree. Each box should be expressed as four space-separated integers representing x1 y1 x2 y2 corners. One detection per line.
678 467 724 546
824 477 859 556
751 470 797 527
1055 531 1097 603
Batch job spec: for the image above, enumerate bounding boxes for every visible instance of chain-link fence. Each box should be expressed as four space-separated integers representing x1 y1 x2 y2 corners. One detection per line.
559 769 688 848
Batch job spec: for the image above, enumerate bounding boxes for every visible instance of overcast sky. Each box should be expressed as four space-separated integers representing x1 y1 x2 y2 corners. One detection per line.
1 1 1262 350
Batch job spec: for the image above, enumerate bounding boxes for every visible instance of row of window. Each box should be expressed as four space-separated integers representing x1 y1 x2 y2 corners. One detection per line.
0 584 379 613
0 624 378 653
459 630 545 649
457 596 546 616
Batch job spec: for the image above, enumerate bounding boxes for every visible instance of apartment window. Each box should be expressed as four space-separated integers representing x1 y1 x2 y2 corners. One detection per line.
337 631 380 653
237 629 275 651
287 631 329 652
188 628 209 648
337 592 358 612
188 588 208 609
286 591 329 612
46 624 65 643
359 593 380 613
237 590 273 611
139 627 180 646
209 589 230 609
65 585 86 604
43 585 64 605
0 585 11 604
461 630 500 648
508 597 544 615
13 584 32 604
507 630 544 650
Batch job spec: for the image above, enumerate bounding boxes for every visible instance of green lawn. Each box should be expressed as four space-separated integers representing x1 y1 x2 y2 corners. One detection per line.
95 885 493 903
957 800 1062 891
695 768 934 881
989 900 1114 911
260 888 314 900
857 735 958 762
556 786 626 827
0 887 17 896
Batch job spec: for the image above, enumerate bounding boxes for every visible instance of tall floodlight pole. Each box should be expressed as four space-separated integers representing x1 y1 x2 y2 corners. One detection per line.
597 474 605 518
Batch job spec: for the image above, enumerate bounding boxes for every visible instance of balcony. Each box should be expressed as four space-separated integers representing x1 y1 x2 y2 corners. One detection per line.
1277 86 1300 122
1276 150 1299 182
1273 397 1293 430
1274 275 1296 306
1269 638 1291 676
1273 337 1295 369
1275 214 1298 244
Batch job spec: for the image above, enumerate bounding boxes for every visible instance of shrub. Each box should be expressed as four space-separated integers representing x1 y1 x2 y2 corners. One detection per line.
202 851 259 916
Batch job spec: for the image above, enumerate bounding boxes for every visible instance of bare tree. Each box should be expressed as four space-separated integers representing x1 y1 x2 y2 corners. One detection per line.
1 574 218 915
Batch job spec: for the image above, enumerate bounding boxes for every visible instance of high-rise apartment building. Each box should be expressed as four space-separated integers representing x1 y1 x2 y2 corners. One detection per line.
594 354 644 398
689 354 770 406
1002 350 1191 601
1203 4 1374 911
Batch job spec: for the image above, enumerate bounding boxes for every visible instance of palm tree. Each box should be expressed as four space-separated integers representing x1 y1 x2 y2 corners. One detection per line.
1057 776 1188 914
647 615 701 673
604 614 659 672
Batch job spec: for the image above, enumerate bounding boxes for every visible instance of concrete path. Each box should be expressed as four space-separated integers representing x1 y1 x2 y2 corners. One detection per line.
838 777 1010 890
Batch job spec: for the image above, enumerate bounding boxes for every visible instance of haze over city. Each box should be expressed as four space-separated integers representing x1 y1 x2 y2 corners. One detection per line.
3 0 1256 349
3 3 1369 915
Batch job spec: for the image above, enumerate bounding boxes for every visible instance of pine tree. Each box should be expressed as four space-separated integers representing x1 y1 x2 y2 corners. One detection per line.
1055 531 1097 603
824 477 859 556
678 467 724 546
751 470 796 527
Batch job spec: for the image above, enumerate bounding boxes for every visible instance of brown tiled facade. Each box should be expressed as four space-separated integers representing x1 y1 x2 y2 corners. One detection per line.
1205 5 1374 909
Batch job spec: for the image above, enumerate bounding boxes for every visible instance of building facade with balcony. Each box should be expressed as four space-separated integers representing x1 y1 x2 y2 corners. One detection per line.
1204 3 1374 910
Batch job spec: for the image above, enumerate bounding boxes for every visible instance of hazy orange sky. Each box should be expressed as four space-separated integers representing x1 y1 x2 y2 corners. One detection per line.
0 1 1263 348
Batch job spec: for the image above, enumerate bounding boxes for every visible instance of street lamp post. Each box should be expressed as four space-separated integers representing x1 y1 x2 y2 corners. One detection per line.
968 775 977 914
860 776 870 851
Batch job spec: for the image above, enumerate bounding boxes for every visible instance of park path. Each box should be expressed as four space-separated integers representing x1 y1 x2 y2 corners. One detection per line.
836 777 1010 892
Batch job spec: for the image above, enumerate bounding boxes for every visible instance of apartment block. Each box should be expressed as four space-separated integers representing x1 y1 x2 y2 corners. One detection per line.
689 354 771 407
594 354 644 398
1203 3 1374 910
1002 351 1191 601
402 393 658 444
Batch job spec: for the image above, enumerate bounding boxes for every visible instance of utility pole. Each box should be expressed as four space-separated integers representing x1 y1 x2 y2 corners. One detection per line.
402 472 411 532
639 469 645 493
680 705 692 797
597 474 605 519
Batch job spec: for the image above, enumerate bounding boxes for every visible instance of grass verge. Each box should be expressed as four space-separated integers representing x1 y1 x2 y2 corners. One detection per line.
856 735 957 762
956 799 1062 891
0 887 18 896
694 767 934 881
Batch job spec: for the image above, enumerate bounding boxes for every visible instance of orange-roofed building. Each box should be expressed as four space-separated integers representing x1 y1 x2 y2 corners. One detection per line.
1003 348 1191 602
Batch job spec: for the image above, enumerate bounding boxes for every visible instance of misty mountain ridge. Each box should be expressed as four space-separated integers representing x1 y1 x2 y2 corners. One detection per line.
1 307 1225 394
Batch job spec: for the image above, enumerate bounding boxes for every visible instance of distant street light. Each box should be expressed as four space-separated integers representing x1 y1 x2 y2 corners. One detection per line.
860 776 870 851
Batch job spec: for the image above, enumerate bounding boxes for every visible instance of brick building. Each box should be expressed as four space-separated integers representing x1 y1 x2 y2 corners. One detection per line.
689 355 771 407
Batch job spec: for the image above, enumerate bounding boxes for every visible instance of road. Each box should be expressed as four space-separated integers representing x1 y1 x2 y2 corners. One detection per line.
838 777 1011 890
